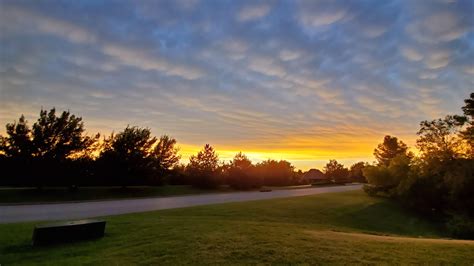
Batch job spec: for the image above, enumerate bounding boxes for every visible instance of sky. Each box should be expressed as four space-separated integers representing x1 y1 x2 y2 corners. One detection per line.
0 0 473 170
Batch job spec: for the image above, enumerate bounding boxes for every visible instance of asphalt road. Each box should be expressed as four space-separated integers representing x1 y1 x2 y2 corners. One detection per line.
0 184 362 224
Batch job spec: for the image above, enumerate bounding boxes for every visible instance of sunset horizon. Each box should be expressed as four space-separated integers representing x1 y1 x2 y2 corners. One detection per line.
1 0 471 170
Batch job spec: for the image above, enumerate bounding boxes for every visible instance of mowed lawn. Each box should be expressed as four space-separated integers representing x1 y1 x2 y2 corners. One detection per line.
1 190 473 265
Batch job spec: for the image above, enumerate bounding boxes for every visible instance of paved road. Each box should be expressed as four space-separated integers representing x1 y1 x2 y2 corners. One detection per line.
0 185 362 224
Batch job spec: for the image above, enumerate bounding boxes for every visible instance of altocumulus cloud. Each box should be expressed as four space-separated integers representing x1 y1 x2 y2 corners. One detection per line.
0 0 473 169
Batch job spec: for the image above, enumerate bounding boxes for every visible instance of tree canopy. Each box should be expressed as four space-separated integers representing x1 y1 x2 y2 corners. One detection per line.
1 108 96 161
373 135 409 166
364 93 474 239
323 159 349 184
416 115 465 161
187 144 220 188
151 135 181 174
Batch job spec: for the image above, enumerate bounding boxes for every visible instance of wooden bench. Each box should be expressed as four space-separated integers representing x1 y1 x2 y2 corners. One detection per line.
33 219 106 246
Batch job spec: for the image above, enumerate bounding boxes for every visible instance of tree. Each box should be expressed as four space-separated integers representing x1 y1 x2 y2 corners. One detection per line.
293 169 307 185
99 126 157 187
363 154 412 197
349 161 367 183
187 144 220 188
150 135 181 177
0 115 35 186
374 135 409 166
32 108 96 160
363 93 474 239
462 92 474 117
0 108 98 188
460 93 474 157
323 159 349 184
0 115 34 159
254 159 294 186
227 152 259 189
167 163 188 185
416 115 465 162
231 152 252 170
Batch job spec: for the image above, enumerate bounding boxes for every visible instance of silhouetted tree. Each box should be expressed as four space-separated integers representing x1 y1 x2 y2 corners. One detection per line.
150 135 181 178
460 93 474 157
167 164 188 185
227 152 260 189
0 115 34 186
255 159 294 186
32 108 97 160
0 115 34 159
293 169 308 185
0 108 98 188
374 135 409 166
187 144 220 188
323 160 349 184
349 161 367 183
462 93 474 117
99 126 157 187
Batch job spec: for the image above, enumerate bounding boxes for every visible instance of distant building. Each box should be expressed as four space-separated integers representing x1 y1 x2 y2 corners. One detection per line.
303 169 327 183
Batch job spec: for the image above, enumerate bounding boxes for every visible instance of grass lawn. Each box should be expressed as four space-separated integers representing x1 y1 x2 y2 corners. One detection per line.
0 190 473 265
0 185 228 204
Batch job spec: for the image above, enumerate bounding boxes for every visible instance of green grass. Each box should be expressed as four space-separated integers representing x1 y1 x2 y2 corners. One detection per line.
0 185 227 204
1 190 473 265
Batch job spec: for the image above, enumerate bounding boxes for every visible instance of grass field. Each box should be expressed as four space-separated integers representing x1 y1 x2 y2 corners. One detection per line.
1 190 473 264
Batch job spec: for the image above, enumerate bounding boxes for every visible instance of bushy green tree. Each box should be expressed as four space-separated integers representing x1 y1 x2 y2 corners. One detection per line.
364 93 474 239
362 165 391 196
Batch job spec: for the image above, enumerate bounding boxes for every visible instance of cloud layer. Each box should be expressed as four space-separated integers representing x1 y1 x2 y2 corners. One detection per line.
0 0 473 169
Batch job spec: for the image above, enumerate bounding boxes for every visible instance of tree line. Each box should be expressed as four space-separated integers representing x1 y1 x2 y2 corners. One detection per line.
0 109 366 189
363 93 474 239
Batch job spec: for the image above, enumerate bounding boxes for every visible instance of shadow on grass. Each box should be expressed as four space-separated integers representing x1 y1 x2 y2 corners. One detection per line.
2 233 111 255
334 201 445 237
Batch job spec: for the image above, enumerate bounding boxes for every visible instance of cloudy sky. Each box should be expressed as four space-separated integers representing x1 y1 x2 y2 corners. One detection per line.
0 0 473 169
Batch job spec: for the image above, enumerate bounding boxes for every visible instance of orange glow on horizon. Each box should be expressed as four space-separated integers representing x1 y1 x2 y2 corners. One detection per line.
176 135 418 171
0 117 420 171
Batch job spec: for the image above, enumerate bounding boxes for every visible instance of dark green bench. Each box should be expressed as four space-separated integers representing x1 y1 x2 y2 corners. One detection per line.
33 219 106 246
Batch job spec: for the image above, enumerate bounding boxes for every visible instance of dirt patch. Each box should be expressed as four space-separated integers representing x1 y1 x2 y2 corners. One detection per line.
305 230 474 245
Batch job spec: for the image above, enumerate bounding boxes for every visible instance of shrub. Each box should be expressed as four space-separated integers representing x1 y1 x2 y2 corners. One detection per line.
446 214 474 240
